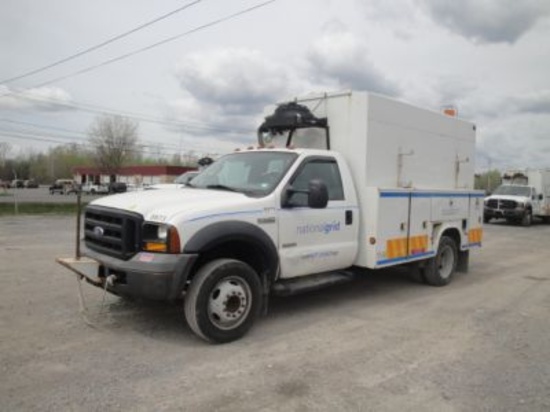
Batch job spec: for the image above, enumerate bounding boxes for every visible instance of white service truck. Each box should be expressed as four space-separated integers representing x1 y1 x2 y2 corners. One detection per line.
58 91 484 343
484 169 550 225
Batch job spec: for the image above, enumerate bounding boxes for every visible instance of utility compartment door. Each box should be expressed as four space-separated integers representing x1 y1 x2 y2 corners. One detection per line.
408 195 433 259
374 192 411 266
468 193 484 247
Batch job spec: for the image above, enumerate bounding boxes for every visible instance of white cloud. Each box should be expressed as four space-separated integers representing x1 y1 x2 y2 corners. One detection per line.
477 114 550 169
175 48 293 115
0 85 74 112
420 0 550 43
306 25 400 96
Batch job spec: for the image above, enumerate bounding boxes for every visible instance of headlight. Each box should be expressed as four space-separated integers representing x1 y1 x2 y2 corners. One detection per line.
157 225 168 240
142 223 181 253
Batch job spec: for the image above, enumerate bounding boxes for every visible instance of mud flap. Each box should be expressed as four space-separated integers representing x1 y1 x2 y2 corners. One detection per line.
457 250 469 273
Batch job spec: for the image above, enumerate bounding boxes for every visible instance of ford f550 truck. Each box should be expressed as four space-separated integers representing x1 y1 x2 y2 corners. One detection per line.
58 91 484 343
484 169 550 225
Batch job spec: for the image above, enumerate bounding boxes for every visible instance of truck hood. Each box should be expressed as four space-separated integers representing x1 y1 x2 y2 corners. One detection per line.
89 188 257 222
485 194 529 202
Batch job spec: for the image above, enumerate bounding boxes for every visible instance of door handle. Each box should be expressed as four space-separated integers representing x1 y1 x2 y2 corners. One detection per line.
345 210 353 225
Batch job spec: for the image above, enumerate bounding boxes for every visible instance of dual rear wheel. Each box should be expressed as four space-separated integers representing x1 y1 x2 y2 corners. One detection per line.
421 236 458 287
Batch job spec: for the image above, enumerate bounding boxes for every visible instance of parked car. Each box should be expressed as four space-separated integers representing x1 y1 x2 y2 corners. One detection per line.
24 179 39 188
109 182 127 194
81 183 110 195
11 179 24 188
49 179 77 195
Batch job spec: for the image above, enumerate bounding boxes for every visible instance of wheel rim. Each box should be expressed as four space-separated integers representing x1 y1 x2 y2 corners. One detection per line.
207 276 252 330
438 245 455 279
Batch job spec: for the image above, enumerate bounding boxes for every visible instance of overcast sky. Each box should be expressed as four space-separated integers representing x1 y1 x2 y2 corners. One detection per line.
1 0 549 170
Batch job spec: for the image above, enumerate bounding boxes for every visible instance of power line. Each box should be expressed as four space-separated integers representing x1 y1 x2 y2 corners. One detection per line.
2 0 278 92
8 91 254 134
0 119 229 155
0 0 204 85
0 117 247 153
0 129 210 157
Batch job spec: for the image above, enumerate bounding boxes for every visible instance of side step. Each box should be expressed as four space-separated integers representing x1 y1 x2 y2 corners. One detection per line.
271 270 356 297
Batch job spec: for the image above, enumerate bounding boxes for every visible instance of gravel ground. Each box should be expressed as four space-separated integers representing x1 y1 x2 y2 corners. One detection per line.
1 215 549 411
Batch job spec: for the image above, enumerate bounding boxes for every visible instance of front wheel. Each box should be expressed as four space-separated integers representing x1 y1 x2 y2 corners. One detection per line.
184 259 262 343
521 210 532 227
421 236 458 287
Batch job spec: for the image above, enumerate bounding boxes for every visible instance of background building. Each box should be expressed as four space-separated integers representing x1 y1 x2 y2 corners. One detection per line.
73 165 196 186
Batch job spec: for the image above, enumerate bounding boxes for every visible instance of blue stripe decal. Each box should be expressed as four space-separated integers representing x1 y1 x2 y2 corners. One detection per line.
380 192 484 198
468 242 482 248
280 205 360 211
377 251 435 266
188 209 264 222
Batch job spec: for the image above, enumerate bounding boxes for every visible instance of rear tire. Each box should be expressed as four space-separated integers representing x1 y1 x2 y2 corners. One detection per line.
421 236 458 287
184 259 262 343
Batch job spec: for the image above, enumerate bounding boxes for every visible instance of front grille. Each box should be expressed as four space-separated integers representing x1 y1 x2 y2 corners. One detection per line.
84 206 143 260
499 199 517 209
487 199 517 209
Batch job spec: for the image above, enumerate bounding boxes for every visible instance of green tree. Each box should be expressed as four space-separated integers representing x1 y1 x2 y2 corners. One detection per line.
475 169 502 193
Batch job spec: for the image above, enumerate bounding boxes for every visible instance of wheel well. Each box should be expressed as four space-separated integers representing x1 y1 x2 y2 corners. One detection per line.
189 240 273 286
440 227 461 248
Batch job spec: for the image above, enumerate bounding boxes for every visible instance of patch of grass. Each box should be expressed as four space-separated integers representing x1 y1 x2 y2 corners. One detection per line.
0 202 88 216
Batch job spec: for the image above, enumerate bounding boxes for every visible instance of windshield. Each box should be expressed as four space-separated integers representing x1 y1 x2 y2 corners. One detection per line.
493 185 531 197
189 151 298 196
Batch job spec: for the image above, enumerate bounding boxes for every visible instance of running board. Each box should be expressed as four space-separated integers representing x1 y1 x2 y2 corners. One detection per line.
272 271 356 296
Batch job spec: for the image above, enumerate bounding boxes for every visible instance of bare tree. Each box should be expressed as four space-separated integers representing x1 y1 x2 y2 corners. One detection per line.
88 115 139 177
0 142 11 168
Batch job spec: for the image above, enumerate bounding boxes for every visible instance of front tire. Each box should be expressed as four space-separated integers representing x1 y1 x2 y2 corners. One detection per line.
184 259 262 343
421 236 458 287
521 209 532 227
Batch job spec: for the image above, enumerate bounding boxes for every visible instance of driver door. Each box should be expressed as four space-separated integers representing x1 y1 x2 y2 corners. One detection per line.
277 156 358 279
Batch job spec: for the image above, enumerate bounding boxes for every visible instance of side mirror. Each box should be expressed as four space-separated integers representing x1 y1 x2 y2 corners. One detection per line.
539 194 544 201
307 179 328 208
282 179 329 209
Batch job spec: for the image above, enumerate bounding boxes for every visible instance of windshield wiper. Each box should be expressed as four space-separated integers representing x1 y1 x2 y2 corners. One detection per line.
205 184 240 192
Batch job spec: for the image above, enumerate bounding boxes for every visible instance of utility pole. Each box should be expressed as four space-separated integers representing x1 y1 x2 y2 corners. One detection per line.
487 157 492 193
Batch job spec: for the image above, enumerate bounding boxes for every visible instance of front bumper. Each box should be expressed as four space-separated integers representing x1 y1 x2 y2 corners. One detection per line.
484 207 525 219
58 247 197 301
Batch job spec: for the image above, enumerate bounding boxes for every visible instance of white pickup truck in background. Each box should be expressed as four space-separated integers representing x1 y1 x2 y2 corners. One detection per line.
59 91 484 343
484 169 550 225
81 183 110 195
